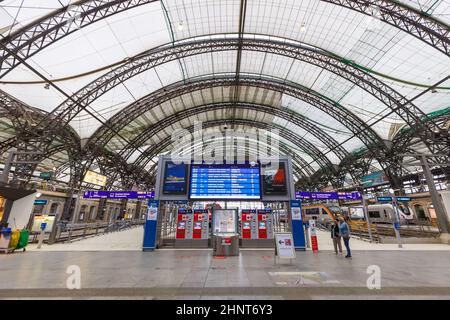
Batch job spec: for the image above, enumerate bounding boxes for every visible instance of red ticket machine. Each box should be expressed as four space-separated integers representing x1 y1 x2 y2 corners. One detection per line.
241 213 251 239
192 212 203 239
176 215 186 239
257 213 267 239
176 209 191 239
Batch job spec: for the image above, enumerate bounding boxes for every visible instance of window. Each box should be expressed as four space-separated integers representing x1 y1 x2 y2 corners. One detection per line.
369 211 381 218
305 208 320 215
49 203 59 214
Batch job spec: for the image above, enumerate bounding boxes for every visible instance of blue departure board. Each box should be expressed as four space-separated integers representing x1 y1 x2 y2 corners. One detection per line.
189 163 261 200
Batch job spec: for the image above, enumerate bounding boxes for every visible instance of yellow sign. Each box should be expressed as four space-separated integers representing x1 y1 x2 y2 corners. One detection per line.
83 170 107 186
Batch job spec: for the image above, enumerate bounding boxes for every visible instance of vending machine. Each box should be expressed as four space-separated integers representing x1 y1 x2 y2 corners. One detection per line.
175 208 193 247
241 209 259 247
193 209 209 242
257 208 274 243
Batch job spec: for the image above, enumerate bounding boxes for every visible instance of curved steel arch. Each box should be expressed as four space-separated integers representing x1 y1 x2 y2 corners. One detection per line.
129 112 334 174
134 119 332 181
113 101 345 169
137 119 321 186
48 35 438 155
0 0 448 79
85 73 384 160
146 142 306 187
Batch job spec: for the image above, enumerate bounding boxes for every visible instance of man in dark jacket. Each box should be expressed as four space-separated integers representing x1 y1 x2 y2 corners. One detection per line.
330 221 342 255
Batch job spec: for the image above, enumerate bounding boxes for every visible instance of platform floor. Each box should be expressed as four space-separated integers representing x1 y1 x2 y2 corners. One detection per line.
26 227 450 252
2 248 450 299
4 227 449 299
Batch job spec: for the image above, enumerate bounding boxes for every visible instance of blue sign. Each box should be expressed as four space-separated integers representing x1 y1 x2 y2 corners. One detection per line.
361 171 389 187
143 200 159 251
290 200 305 250
295 191 362 200
396 197 411 202
377 196 393 202
34 199 48 205
83 191 154 199
189 163 261 200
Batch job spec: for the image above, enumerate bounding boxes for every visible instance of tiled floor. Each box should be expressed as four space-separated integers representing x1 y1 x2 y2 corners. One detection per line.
26 227 450 252
1 249 450 299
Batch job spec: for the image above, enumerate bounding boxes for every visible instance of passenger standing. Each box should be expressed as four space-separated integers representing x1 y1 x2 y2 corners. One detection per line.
339 217 352 258
330 221 342 255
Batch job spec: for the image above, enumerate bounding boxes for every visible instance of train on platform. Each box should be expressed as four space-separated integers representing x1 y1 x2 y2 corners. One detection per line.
302 203 415 227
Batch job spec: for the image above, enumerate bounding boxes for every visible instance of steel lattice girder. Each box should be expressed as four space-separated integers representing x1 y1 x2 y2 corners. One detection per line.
138 119 320 186
53 36 410 155
85 75 386 161
322 0 450 56
114 101 343 170
129 139 307 188
135 119 338 182
0 0 448 80
0 0 158 78
130 114 331 175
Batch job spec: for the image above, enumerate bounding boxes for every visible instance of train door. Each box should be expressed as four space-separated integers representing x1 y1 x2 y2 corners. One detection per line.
414 204 427 220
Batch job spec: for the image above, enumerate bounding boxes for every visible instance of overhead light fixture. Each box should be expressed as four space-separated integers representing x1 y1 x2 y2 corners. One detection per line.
177 21 184 31
300 23 306 32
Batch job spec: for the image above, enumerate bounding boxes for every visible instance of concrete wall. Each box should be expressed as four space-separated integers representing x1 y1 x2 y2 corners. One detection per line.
7 192 37 229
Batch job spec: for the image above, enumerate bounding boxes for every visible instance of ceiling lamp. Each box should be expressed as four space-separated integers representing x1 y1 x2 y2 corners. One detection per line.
300 23 306 32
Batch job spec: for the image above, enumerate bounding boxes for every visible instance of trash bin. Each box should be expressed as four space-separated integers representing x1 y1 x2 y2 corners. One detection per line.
213 233 239 256
0 228 12 250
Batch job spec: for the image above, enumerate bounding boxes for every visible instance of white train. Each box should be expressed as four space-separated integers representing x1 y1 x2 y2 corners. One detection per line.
341 204 414 223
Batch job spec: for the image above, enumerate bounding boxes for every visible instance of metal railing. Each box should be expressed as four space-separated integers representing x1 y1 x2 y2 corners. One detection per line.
29 219 145 244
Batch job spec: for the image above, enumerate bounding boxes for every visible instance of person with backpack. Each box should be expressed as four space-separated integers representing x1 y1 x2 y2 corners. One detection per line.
339 217 352 258
330 220 342 255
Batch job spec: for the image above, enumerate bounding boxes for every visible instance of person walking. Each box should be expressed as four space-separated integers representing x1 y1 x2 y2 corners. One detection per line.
339 217 352 258
330 221 342 255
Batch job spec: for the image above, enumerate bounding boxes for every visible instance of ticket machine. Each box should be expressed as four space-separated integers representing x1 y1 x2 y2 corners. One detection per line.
257 208 274 239
192 209 209 247
175 208 193 247
241 209 258 247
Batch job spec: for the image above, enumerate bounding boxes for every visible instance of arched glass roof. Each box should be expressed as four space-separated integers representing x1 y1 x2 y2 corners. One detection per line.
0 0 449 186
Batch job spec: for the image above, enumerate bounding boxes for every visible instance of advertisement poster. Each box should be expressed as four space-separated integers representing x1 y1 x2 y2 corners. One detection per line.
275 232 296 259
261 162 287 195
163 162 188 194
31 215 55 232
146 200 159 221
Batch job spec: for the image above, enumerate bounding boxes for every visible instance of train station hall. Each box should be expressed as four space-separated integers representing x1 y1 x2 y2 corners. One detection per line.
0 0 450 304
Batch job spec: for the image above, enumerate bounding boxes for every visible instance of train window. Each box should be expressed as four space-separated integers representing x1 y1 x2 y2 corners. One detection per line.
305 208 320 215
369 211 380 218
49 203 59 214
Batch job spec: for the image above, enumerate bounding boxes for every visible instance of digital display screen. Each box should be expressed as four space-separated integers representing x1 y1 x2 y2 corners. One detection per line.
189 163 261 200
261 162 287 195
163 162 188 195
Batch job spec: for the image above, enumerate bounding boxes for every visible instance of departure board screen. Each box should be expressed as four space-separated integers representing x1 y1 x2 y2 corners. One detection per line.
189 163 261 200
